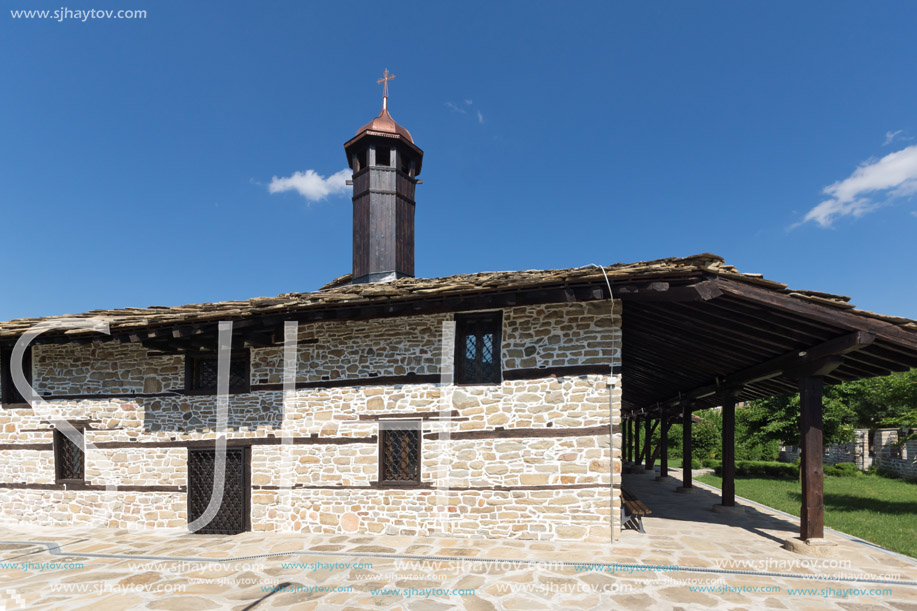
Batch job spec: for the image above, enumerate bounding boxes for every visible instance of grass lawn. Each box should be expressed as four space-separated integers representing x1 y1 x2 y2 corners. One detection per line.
697 472 917 558
656 456 718 470
647 455 690 469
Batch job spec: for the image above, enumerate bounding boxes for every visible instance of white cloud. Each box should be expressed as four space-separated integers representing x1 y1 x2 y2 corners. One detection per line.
795 144 917 228
268 168 352 202
447 99 484 124
884 130 903 146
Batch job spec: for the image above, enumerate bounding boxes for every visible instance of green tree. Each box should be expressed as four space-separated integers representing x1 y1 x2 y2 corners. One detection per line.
737 393 855 447
692 409 721 460
832 369 917 429
650 418 682 457
736 369 917 448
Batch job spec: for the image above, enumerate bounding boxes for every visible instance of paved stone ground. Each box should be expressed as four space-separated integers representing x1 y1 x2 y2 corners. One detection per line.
0 471 915 610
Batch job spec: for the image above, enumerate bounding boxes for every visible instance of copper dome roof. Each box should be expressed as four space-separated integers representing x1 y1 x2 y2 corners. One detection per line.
355 106 414 143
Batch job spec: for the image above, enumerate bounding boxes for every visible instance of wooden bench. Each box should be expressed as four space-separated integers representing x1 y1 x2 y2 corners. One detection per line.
621 488 652 534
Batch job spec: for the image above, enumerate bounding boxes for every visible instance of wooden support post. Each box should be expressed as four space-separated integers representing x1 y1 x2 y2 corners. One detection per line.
718 389 739 510
634 415 641 466
644 416 653 471
785 358 840 552
624 418 630 463
800 375 825 540
626 418 632 463
659 405 668 479
721 391 736 506
678 403 693 491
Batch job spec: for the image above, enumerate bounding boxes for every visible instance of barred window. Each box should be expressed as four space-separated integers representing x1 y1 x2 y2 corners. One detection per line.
454 312 502 385
186 352 250 393
1 345 32 406
379 420 421 485
54 426 84 483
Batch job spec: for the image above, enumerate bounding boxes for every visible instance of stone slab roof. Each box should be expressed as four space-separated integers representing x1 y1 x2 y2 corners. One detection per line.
0 253 914 341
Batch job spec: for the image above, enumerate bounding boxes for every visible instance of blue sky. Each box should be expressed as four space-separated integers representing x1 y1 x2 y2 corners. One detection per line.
1 1 915 322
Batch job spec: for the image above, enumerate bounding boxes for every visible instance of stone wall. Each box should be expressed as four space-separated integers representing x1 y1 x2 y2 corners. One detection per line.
779 428 917 480
874 429 917 481
250 487 612 541
33 343 185 395
0 488 185 529
502 302 615 370
874 429 900 459
0 301 623 542
249 301 616 385
780 429 868 467
86 448 187 488
0 448 54 484
251 314 445 384
852 428 872 471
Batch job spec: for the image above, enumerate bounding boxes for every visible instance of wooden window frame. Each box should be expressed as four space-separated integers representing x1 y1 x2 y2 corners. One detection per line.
354 148 367 172
1 345 32 408
375 145 391 167
184 350 251 395
377 419 422 487
186 445 251 534
53 424 85 484
454 311 503 386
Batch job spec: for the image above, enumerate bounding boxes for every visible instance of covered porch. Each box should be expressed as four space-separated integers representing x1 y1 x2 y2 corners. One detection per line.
617 265 917 547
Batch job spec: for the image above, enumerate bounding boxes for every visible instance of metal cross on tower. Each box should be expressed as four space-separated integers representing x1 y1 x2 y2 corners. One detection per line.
377 68 395 110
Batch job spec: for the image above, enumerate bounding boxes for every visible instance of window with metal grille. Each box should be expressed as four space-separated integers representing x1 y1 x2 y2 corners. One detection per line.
379 421 421 485
454 312 502 385
1 345 32 406
185 352 250 394
187 447 250 534
54 426 84 483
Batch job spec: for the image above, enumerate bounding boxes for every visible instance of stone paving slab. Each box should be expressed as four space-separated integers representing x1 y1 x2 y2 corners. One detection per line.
0 472 915 609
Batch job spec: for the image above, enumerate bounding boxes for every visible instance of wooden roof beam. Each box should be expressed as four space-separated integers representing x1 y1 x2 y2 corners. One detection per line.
616 279 722 302
660 330 876 408
639 302 800 352
172 325 208 339
715 278 917 350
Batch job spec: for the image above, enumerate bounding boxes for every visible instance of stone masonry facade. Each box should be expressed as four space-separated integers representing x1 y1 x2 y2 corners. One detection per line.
0 301 622 541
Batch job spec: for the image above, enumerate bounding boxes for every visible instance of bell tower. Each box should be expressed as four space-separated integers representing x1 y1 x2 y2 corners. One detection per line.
344 69 424 284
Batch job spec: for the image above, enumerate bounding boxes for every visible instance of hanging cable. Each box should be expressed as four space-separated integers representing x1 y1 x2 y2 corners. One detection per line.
585 263 619 544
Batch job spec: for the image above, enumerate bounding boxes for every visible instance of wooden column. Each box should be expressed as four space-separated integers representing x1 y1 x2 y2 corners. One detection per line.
720 390 738 507
634 415 641 466
644 416 653 471
659 410 669 479
800 375 825 540
624 418 631 463
681 404 692 489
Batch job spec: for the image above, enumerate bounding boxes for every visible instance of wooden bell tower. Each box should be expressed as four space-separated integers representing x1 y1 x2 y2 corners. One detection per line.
344 70 424 284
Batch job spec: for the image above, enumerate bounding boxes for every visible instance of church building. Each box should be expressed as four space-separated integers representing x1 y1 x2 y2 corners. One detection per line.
0 77 915 546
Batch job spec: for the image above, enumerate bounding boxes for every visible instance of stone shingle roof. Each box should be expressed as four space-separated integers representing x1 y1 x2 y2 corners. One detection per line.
0 253 914 341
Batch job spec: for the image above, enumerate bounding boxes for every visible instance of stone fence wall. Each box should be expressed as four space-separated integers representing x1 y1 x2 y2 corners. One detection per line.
779 427 917 481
